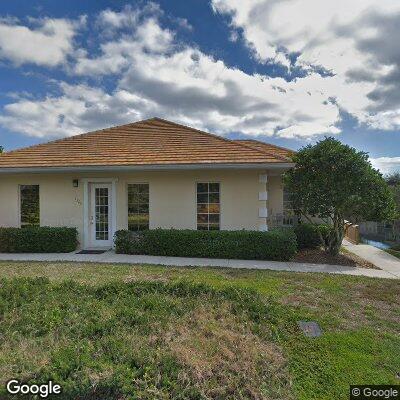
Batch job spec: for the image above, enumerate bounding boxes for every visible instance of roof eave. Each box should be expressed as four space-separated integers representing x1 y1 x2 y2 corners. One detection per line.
0 162 295 174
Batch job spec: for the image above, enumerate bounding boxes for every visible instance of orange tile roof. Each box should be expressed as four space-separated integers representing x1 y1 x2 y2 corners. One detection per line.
234 139 295 160
0 118 293 169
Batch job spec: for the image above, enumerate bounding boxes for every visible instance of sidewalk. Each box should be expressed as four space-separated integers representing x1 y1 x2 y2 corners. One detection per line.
0 250 398 279
343 239 400 278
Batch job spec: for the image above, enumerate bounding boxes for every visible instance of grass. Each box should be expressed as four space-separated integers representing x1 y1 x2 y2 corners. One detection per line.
295 247 377 269
0 261 399 399
385 248 400 260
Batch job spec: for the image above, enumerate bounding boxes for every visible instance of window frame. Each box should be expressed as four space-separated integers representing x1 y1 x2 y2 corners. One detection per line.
18 184 40 228
126 182 150 231
283 186 293 213
282 185 296 227
195 181 221 231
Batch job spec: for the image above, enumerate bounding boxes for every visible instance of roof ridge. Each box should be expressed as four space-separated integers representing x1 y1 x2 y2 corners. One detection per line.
236 141 290 162
146 117 280 160
146 117 241 144
235 139 295 154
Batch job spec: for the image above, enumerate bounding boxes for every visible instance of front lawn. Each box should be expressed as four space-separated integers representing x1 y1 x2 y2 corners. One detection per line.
295 247 377 269
0 261 399 399
385 248 400 260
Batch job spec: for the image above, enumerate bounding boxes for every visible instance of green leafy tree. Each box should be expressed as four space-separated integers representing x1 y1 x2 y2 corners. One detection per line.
0 146 3 153
385 172 400 186
284 137 396 255
385 172 400 216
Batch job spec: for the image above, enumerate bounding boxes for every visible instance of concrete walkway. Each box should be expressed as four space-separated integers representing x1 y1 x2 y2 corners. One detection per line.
343 239 400 278
0 250 398 279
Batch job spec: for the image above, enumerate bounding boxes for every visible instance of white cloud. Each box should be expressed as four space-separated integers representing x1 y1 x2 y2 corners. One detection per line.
0 16 84 66
0 43 339 137
97 7 139 29
31 7 340 139
74 8 173 76
96 3 161 31
370 157 400 175
73 40 137 75
0 82 156 138
365 110 400 131
135 18 173 52
211 0 398 66
1 2 400 144
211 0 400 131
1 39 343 138
175 17 193 31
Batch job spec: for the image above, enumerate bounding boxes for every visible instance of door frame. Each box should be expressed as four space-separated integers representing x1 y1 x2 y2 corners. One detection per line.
89 182 112 248
82 178 117 249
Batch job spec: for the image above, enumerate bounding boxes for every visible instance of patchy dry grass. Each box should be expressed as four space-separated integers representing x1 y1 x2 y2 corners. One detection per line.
0 261 399 399
0 278 293 400
166 304 292 399
294 247 377 269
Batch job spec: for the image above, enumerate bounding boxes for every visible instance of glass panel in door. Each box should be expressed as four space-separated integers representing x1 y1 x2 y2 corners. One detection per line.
95 187 109 241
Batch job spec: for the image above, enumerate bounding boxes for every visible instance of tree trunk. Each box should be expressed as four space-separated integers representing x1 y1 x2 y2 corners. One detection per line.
328 213 344 256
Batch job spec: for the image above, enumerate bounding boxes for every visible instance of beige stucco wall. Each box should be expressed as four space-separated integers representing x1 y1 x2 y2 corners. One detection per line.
0 174 84 233
0 169 285 247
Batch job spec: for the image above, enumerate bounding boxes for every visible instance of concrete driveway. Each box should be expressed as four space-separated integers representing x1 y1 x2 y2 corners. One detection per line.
343 240 400 278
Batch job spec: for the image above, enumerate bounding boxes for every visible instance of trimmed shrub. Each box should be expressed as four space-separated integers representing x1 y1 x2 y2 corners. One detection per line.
0 226 78 253
114 228 297 261
316 224 333 245
294 223 332 249
294 224 320 249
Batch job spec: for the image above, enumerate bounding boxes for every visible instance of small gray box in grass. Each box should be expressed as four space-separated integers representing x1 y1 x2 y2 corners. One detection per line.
297 321 322 337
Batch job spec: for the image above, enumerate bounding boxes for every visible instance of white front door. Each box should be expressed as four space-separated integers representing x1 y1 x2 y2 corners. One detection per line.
89 183 113 248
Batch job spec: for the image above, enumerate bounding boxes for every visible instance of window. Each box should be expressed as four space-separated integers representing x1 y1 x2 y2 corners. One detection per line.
20 185 40 227
197 182 220 230
282 186 295 226
283 186 293 214
128 184 149 231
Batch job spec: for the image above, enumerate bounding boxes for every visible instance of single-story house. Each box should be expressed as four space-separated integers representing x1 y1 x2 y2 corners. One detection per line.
0 118 295 249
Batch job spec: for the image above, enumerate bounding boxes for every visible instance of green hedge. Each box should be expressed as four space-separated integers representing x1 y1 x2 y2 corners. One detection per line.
114 228 297 261
0 227 78 253
294 223 331 249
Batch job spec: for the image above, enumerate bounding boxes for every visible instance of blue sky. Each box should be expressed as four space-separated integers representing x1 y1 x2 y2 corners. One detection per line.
0 0 399 173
